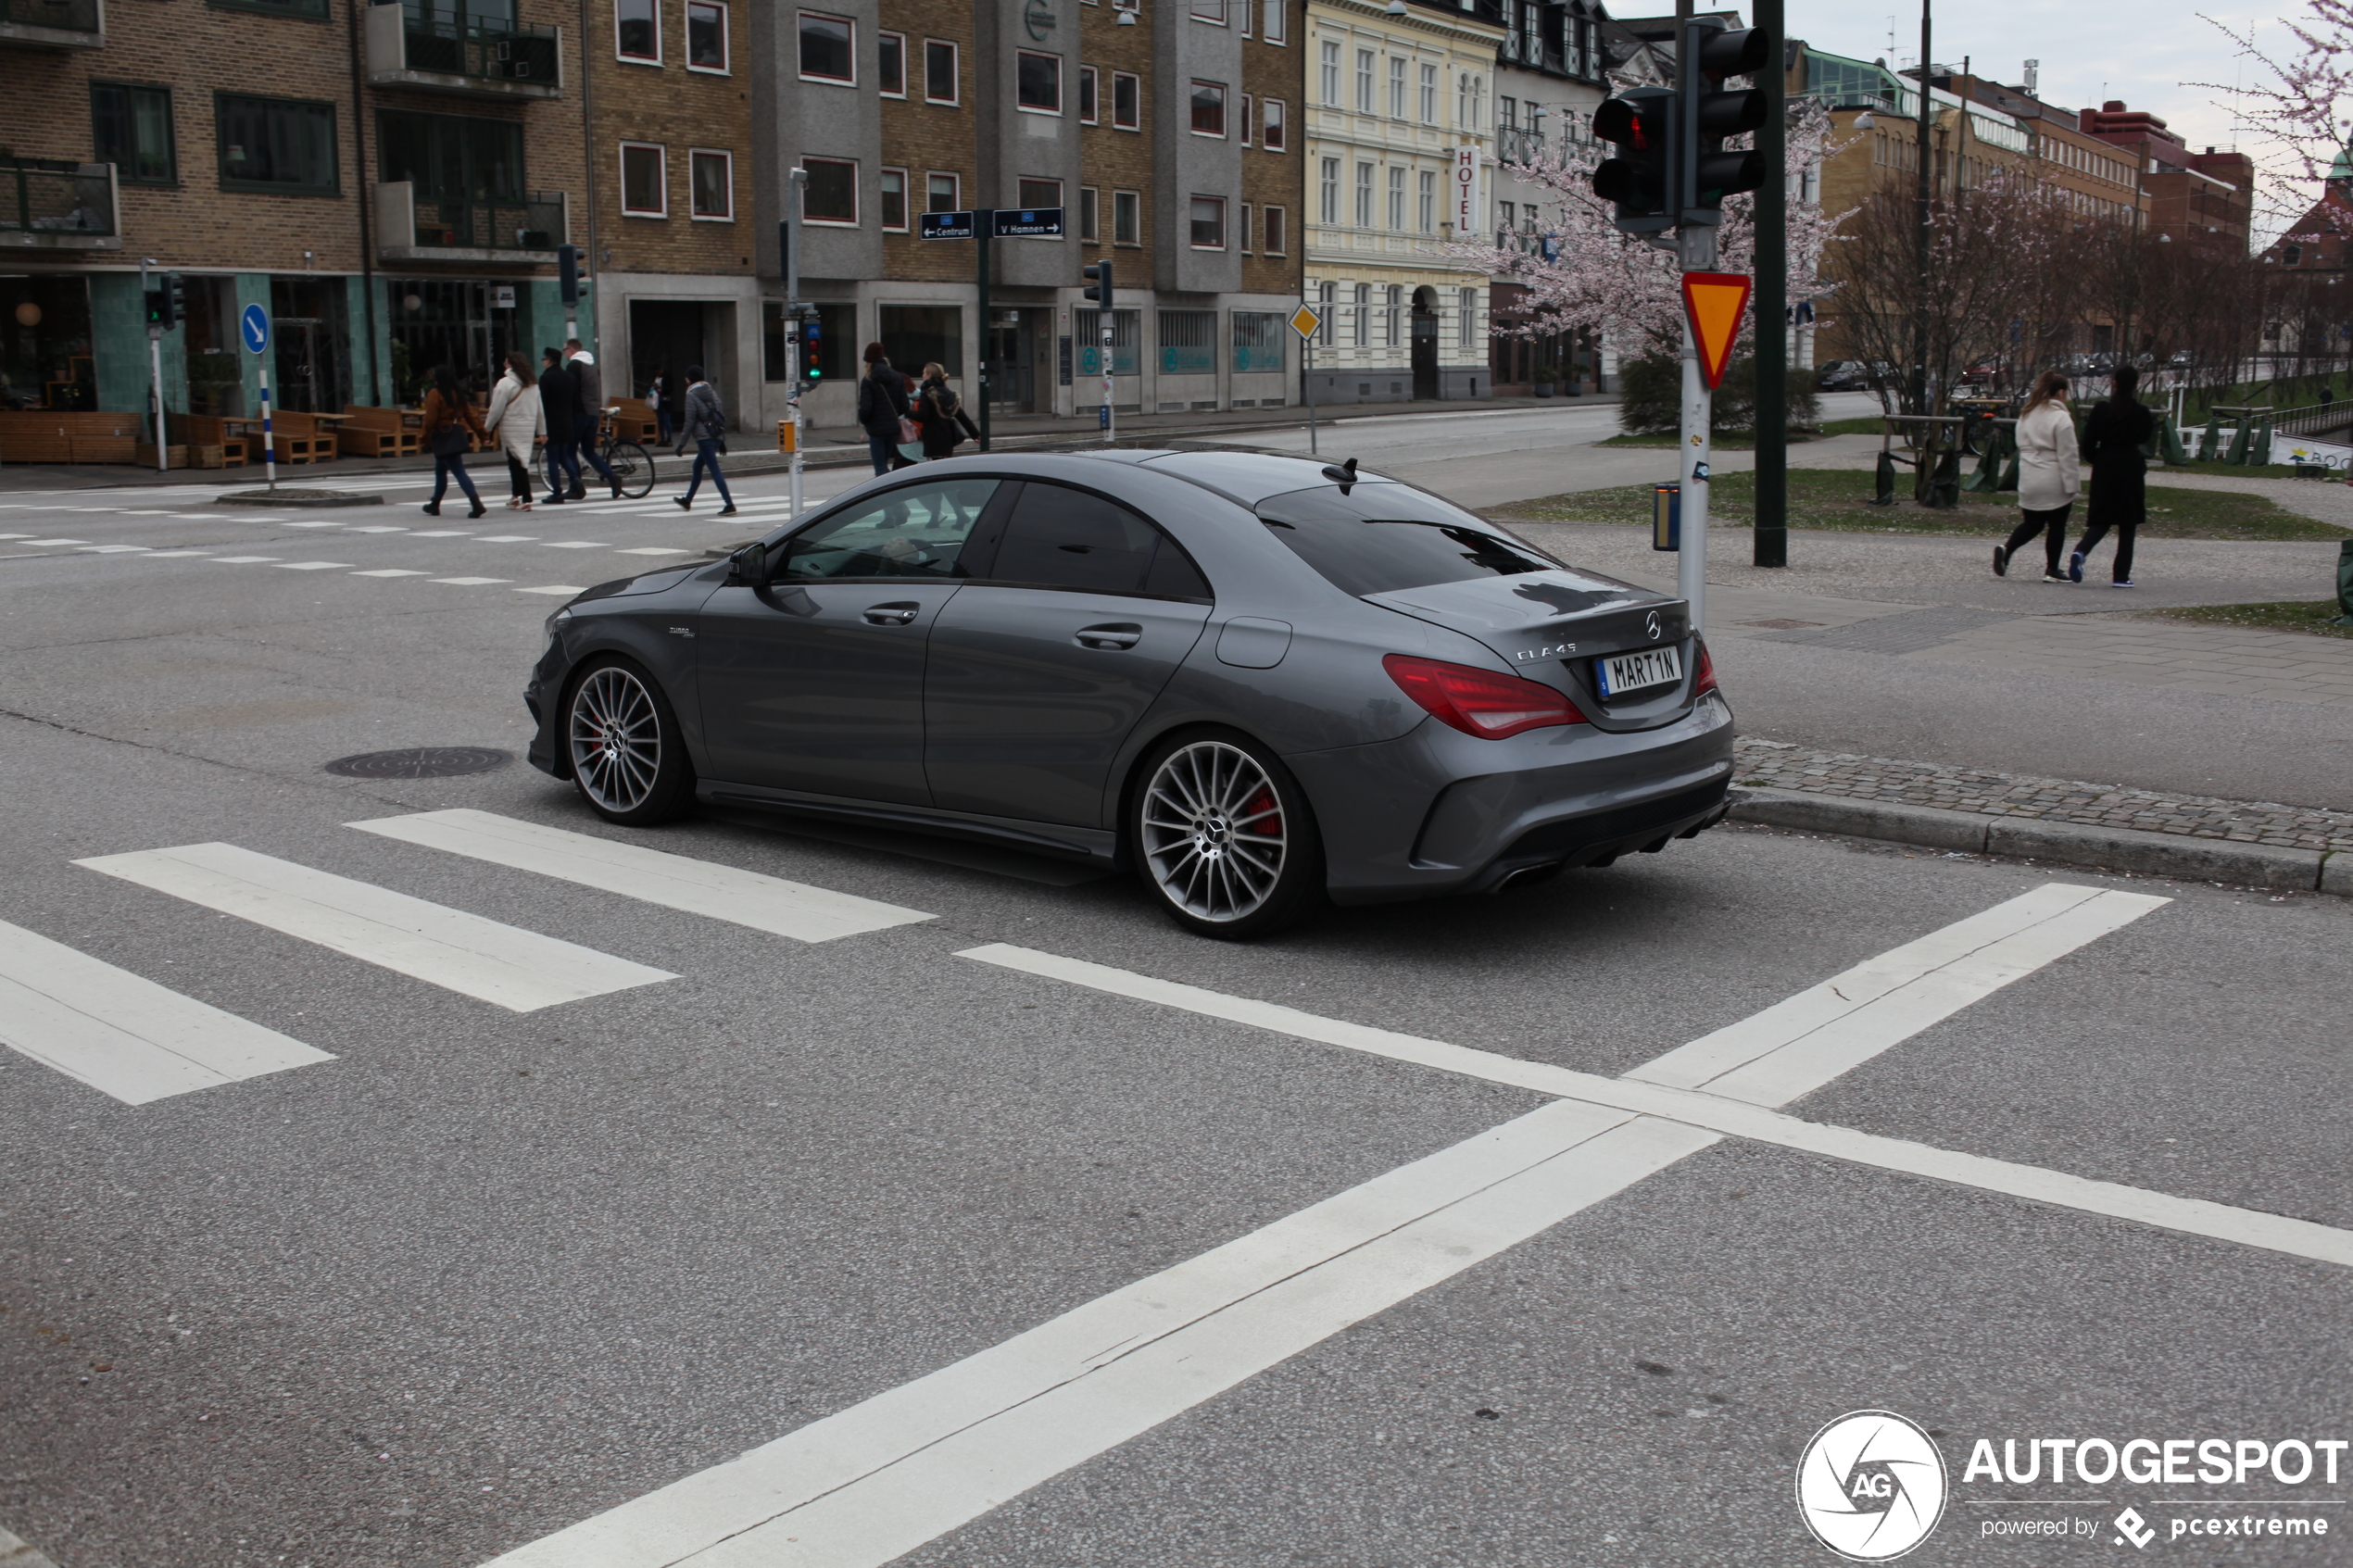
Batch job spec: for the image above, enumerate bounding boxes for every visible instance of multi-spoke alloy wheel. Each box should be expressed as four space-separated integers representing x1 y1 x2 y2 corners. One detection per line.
564 658 691 824
1134 734 1321 938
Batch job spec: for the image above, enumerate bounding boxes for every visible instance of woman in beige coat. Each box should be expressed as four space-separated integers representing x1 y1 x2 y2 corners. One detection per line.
1995 370 2080 581
483 351 545 510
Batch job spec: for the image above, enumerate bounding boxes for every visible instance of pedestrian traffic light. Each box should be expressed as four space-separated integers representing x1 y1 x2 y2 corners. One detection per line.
1592 86 1677 234
1679 19 1771 224
800 311 822 379
558 244 580 307
1082 260 1114 305
164 273 185 330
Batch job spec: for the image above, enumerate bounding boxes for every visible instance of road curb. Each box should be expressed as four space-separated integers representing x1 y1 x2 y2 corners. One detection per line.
1729 787 2337 895
0 1524 62 1568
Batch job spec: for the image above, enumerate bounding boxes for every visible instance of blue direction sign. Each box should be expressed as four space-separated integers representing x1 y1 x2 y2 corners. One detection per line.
240 303 271 354
993 207 1064 237
919 211 976 239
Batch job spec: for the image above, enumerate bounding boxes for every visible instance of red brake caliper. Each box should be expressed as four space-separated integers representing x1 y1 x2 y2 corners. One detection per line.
1242 784 1281 836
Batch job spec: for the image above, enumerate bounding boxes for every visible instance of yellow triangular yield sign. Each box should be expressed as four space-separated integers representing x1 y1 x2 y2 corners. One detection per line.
1681 271 1753 391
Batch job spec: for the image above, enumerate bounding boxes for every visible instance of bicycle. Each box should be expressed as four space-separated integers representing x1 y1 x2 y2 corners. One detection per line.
595 407 656 499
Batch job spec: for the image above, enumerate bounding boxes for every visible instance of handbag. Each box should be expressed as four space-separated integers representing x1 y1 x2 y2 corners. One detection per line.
897 414 922 445
429 422 469 458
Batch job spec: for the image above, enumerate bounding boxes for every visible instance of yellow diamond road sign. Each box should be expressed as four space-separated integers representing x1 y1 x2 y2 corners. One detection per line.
1289 303 1323 340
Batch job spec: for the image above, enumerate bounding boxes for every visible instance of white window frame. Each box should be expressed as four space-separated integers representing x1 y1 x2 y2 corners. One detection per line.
1263 203 1286 255
801 155 859 226
1239 0 1250 36
688 146 735 220
1189 0 1225 23
1239 91 1252 146
614 0 661 64
619 141 667 217
1354 160 1373 227
1319 156 1338 224
879 166 910 231
1112 69 1140 131
1015 49 1063 115
925 169 961 213
1385 282 1401 347
798 10 855 85
1189 194 1226 250
1262 0 1284 43
1353 281 1369 346
1316 279 1333 345
1079 184 1100 241
1113 187 1141 245
1355 48 1374 113
1319 40 1339 106
923 39 960 106
1189 79 1226 138
1263 97 1286 151
1387 164 1403 230
1389 56 1405 118
1418 61 1436 123
877 30 907 97
1239 200 1252 252
1078 64 1099 124
685 0 729 74
1015 176 1063 217
1458 286 1477 347
1417 168 1434 232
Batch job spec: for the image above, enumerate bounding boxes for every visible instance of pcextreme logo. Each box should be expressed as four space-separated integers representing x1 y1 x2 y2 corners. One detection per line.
1796 1410 1950 1562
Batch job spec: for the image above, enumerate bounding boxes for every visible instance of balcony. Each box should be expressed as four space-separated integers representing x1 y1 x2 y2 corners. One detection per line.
376 181 565 264
1496 127 1549 168
0 159 119 251
365 3 560 99
0 0 103 48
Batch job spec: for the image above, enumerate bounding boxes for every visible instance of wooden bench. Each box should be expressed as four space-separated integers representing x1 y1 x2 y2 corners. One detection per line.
172 414 249 467
609 398 661 444
0 410 144 464
223 410 333 464
336 406 422 458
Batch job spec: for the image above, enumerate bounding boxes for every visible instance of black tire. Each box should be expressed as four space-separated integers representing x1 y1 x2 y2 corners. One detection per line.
608 441 655 498
563 655 695 825
1129 729 1324 940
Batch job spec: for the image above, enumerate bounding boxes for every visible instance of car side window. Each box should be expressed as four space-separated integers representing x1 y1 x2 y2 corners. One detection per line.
985 481 1211 600
778 478 1000 580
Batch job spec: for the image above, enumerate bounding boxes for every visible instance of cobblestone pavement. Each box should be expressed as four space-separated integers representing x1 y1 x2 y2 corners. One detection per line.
1733 736 2353 853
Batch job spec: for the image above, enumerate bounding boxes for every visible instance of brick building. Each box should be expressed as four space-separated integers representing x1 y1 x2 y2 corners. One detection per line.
766 0 1306 433
2075 100 2250 250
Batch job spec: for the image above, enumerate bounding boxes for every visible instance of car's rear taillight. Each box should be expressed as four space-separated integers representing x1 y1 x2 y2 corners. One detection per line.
1383 654 1587 740
1693 640 1719 699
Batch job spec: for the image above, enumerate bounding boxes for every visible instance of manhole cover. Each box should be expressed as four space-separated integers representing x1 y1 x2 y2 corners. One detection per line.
324 746 512 779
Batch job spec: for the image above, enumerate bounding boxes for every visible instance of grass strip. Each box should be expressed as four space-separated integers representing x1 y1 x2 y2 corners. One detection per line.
2145 599 2353 639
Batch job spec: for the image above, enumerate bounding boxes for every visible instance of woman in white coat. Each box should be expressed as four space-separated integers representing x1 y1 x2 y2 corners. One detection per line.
484 351 545 510
1995 370 2080 581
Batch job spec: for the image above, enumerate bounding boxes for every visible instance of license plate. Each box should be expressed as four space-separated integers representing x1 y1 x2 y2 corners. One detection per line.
1596 645 1682 696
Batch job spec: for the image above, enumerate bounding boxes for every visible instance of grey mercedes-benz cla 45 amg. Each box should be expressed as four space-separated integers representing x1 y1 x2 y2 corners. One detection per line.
525 449 1734 938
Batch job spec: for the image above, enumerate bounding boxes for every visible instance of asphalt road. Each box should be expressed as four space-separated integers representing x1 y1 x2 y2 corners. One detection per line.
1 463 2347 1568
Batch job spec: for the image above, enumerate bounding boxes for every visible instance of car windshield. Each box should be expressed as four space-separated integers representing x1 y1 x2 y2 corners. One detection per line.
778 478 1000 580
1255 483 1563 597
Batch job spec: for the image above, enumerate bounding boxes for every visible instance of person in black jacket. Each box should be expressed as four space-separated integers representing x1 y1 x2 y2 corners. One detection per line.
2069 363 2158 587
857 343 916 475
914 362 980 460
537 347 580 506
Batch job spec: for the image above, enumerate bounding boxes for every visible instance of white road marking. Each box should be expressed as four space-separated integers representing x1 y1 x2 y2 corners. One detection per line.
0 533 31 539
477 534 538 543
542 540 610 549
413 530 473 537
616 546 693 556
1627 884 2168 1104
0 917 332 1106
348 809 934 943
76 545 149 554
516 584 585 596
274 561 354 571
350 569 433 578
430 576 512 585
73 843 674 1012
22 538 88 546
143 551 215 558
482 1102 1712 1568
346 525 408 533
286 521 346 529
211 556 281 564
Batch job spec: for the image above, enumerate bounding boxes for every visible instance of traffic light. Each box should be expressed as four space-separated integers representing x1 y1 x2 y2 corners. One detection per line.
558 243 580 306
1591 86 1677 234
1082 259 1114 306
144 274 184 331
1679 19 1771 223
800 310 822 380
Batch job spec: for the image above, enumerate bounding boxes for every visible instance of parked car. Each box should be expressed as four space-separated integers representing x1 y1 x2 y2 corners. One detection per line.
1816 360 1873 391
525 452 1737 937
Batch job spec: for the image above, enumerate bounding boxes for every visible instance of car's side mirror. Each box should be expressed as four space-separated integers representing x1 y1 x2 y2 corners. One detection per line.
728 543 767 588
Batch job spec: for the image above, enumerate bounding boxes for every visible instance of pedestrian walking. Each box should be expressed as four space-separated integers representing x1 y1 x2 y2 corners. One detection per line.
913 363 980 460
483 351 544 510
562 338 623 500
2070 363 2158 588
648 363 673 445
420 364 487 518
671 364 736 514
1995 370 2079 582
538 347 581 505
858 344 917 475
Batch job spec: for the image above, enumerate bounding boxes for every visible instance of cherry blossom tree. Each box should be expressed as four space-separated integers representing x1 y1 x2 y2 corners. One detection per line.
2201 0 2353 224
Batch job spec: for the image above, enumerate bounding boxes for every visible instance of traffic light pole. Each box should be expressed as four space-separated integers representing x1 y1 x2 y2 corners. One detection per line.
975 210 993 453
1753 0 1787 568
786 170 807 521
141 257 165 475
1677 227 1716 637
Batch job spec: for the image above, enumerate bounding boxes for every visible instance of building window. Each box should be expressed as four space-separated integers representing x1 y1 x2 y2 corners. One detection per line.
1017 51 1062 113
1076 308 1138 375
1079 185 1100 241
619 141 666 216
1385 283 1401 346
878 31 906 95
208 0 328 18
1263 98 1286 150
215 94 338 195
1113 70 1140 129
1161 309 1215 372
92 82 175 186
1017 176 1063 214
1234 310 1285 372
378 108 522 207
1355 49 1374 113
1239 201 1252 251
611 0 658 57
880 167 908 230
925 40 959 103
1353 282 1368 346
689 148 733 219
803 156 857 224
881 304 963 376
1263 0 1284 43
926 170 960 212
799 12 853 82
1239 0 1251 36
1190 81 1225 136
1079 66 1099 123
1417 169 1434 232
1189 194 1225 248
1317 279 1334 345
1354 161 1372 227
1319 41 1339 106
1189 0 1223 19
1113 188 1140 245
1319 157 1338 224
686 1 727 70
1388 165 1404 229
1240 92 1252 146
1419 62 1436 122
1263 205 1286 255
1459 286 1476 347
1389 56 1405 118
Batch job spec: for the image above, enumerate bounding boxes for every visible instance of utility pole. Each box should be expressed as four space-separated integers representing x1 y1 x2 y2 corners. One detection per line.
141 257 165 474
1912 0 1933 419
1753 0 1788 568
784 169 807 520
975 209 993 452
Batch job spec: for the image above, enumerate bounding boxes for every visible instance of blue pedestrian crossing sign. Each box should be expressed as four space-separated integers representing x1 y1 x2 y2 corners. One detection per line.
240 303 271 355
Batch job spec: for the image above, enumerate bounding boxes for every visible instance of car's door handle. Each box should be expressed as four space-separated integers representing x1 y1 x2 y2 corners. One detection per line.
1075 622 1142 650
863 602 922 626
